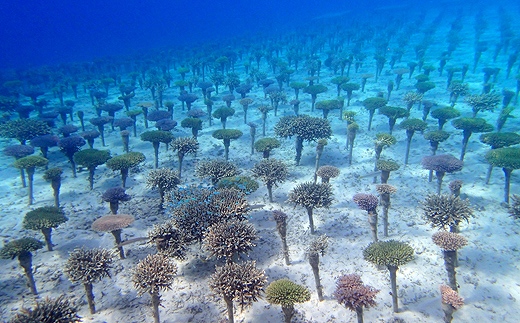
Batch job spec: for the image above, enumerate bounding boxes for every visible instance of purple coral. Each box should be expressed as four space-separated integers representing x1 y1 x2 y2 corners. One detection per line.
101 187 132 214
334 274 379 321
147 110 172 122
353 193 379 212
353 193 379 242
31 134 59 158
422 154 463 194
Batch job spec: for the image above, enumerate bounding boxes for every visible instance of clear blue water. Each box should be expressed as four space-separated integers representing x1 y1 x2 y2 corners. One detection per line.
0 0 428 68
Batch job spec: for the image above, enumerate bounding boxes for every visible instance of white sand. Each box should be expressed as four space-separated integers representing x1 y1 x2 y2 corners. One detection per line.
1 6 519 323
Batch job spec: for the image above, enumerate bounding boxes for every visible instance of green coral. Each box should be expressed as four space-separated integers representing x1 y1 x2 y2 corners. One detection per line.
181 117 203 137
266 279 311 307
363 240 414 267
43 167 63 181
254 137 281 158
376 159 400 172
479 132 520 149
13 155 48 170
106 152 146 187
375 133 397 147
23 206 68 230
424 130 450 143
212 129 243 160
400 118 428 132
0 119 51 144
140 130 174 144
0 237 44 259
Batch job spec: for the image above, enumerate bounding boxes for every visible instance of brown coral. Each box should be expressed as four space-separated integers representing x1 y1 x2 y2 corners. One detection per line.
91 214 134 259
91 214 134 232
375 184 397 195
432 231 468 251
316 165 340 183
203 220 257 263
333 274 379 312
209 261 266 323
440 284 464 309
353 193 379 212
148 220 188 260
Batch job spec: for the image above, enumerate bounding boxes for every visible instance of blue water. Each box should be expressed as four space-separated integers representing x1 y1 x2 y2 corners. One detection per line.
0 0 436 69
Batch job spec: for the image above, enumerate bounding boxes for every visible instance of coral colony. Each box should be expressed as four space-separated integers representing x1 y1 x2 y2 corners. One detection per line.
2 2 520 323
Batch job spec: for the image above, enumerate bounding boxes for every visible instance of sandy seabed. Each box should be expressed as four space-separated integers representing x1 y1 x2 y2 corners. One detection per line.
1 5 519 323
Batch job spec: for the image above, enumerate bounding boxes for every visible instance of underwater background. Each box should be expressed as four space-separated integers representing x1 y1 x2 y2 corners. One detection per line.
0 0 519 322
0 0 428 68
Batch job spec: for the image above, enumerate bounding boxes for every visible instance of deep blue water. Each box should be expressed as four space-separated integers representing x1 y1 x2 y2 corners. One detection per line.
0 0 438 69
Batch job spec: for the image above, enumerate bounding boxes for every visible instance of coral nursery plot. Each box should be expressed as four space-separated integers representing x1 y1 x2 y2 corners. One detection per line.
0 2 519 323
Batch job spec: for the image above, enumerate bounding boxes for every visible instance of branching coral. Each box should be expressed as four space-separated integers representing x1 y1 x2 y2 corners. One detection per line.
23 206 68 251
465 92 500 117
195 159 241 185
0 237 44 295
289 181 333 234
133 253 177 323
209 261 266 323
334 274 379 323
254 137 281 158
485 147 520 203
266 279 310 323
146 168 180 207
509 195 520 219
422 154 463 194
170 136 198 178
106 151 146 187
274 114 332 165
148 219 188 260
440 284 464 323
8 295 81 323
73 149 111 190
376 184 397 237
43 167 63 207
203 219 257 263
14 155 48 205
251 158 288 202
363 240 414 312
212 129 243 160
307 234 328 301
101 187 132 214
448 180 463 197
353 193 380 242
421 193 474 232
170 186 248 244
316 165 340 183
64 248 114 314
